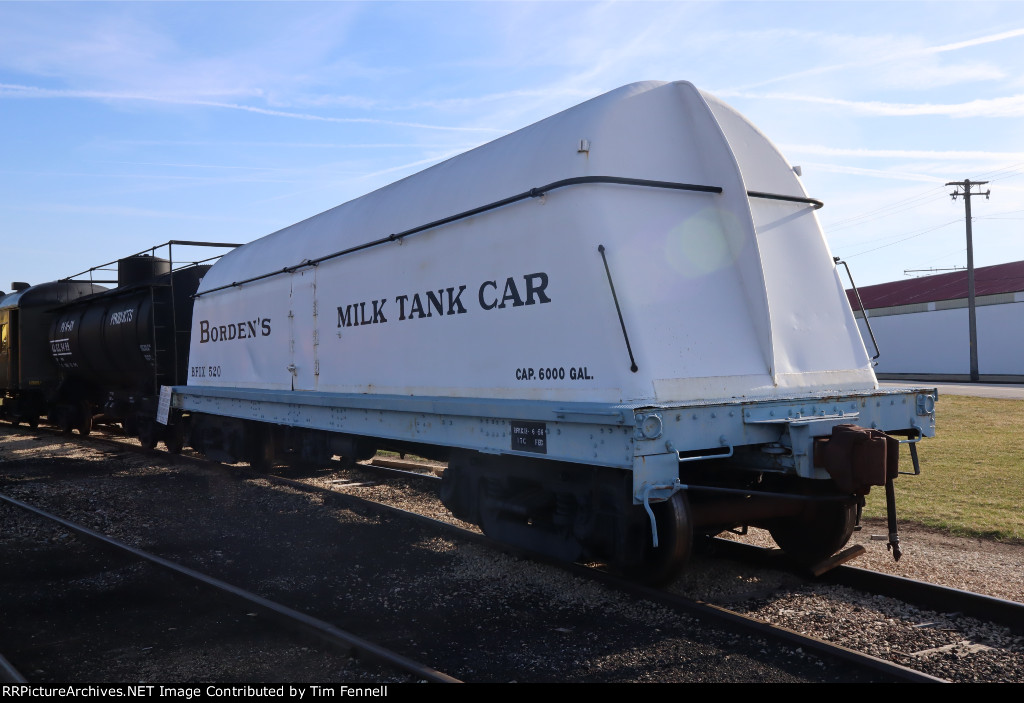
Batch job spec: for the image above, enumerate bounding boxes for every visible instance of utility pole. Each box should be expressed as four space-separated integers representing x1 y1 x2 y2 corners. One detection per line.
946 179 990 382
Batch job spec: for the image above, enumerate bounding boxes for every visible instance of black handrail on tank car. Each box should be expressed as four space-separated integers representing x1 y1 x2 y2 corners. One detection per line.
194 178 825 298
60 240 242 285
835 257 881 362
194 177 722 297
598 244 640 374
747 191 824 209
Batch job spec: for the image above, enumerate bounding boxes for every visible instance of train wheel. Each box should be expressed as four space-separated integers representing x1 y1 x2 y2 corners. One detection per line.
56 406 74 435
164 424 184 454
616 491 693 586
767 500 858 565
248 430 276 471
138 419 158 450
123 415 139 437
76 402 92 436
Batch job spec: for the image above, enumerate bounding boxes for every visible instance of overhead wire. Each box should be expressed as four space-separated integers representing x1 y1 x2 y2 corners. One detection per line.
823 159 1024 273
825 185 948 233
824 162 1024 235
970 161 1024 182
840 218 962 259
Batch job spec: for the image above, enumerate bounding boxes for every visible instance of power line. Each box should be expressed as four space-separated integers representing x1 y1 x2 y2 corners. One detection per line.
826 185 948 232
971 161 1024 182
840 218 962 259
825 165 1022 236
975 206 1024 219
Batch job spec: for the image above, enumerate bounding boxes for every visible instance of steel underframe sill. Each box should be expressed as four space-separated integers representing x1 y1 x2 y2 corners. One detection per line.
172 385 935 501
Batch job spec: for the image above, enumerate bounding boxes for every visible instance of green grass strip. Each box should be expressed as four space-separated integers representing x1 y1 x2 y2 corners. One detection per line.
863 394 1024 543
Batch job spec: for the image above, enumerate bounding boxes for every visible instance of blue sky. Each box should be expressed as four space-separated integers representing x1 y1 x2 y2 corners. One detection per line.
2 1 1024 289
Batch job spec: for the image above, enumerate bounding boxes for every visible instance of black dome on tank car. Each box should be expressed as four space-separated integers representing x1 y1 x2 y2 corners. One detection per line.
118 255 171 288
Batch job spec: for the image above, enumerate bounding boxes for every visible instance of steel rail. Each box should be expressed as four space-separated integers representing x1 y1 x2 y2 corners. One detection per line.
0 490 461 684
582 569 947 684
363 458 443 480
0 653 26 684
259 471 946 683
2 428 950 682
709 539 1024 634
826 565 1024 634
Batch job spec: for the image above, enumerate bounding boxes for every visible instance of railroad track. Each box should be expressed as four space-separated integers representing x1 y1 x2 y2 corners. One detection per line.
3 424 1021 682
2 432 843 684
341 458 1024 636
704 538 1024 635
281 456 1024 683
352 457 1024 626
257 467 946 683
0 490 460 684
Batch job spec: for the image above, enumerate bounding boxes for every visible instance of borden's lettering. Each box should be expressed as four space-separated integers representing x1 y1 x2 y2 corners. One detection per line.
199 318 272 343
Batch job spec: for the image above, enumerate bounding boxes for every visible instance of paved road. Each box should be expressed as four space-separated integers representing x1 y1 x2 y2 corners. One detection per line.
880 381 1024 400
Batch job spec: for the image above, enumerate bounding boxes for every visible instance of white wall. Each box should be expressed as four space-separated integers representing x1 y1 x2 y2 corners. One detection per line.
856 299 1024 377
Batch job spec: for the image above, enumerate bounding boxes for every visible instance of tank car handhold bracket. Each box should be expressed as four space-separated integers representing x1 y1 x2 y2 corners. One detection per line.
881 425 925 476
674 444 734 463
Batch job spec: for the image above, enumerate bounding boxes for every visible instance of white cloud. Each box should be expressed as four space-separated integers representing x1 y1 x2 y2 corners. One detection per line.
726 26 1024 92
781 145 1024 160
800 162 947 183
734 91 1024 117
0 3 369 103
0 83 504 133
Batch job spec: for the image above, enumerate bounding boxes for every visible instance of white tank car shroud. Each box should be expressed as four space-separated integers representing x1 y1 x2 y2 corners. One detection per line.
174 81 935 515
187 81 870 403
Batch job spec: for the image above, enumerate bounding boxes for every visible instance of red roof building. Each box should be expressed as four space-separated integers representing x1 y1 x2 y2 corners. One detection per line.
844 260 1024 381
847 260 1024 310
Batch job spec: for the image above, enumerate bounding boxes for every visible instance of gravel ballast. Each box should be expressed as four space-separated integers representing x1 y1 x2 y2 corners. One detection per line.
1 426 1021 683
